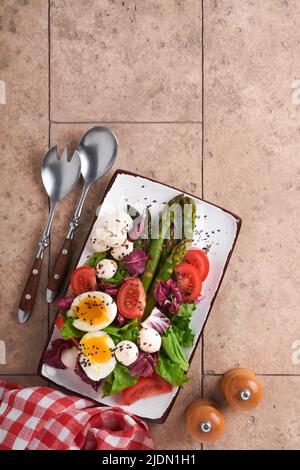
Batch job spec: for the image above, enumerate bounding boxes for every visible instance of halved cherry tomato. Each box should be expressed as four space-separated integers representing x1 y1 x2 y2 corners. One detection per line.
186 248 210 281
117 277 146 319
70 266 97 296
175 263 202 303
122 374 173 405
55 314 64 329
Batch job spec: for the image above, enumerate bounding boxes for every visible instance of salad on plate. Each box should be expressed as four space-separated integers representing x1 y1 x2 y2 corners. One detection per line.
43 194 210 406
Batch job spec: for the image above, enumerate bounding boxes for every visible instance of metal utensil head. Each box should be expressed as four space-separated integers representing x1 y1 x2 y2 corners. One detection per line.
77 126 118 186
41 146 81 203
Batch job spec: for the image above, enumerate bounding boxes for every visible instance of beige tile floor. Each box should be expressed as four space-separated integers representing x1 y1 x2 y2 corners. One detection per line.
0 0 299 450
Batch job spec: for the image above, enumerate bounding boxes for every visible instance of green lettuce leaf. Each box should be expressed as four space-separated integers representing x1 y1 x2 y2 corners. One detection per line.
161 327 189 371
103 319 139 344
155 354 189 386
60 317 84 340
102 363 138 397
85 252 107 268
104 262 129 284
171 302 196 348
133 239 143 250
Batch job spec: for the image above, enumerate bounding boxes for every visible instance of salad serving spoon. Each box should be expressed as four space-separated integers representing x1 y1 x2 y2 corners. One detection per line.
46 126 118 303
17 146 81 324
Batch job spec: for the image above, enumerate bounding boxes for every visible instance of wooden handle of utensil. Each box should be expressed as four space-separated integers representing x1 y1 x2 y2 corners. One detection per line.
19 258 43 314
47 238 73 295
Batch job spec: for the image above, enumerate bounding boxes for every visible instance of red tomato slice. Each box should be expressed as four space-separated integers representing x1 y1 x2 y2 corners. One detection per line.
122 374 173 405
186 248 210 281
55 314 64 329
175 263 202 303
117 277 146 319
70 266 97 296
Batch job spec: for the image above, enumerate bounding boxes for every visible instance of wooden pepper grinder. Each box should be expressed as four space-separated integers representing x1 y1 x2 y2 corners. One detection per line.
220 368 263 411
185 399 225 442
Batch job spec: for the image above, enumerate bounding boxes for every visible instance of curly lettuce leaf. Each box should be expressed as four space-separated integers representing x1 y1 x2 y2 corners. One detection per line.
161 327 189 371
102 363 138 397
104 262 129 285
155 354 189 386
171 302 196 348
60 317 84 340
103 319 139 344
85 252 107 268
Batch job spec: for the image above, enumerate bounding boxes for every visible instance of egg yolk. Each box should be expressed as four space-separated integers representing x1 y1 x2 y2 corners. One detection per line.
73 297 108 326
80 336 112 364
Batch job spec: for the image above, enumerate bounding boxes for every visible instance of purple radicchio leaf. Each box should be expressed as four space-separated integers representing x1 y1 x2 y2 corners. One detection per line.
43 339 74 370
130 352 158 378
56 296 73 311
141 307 170 335
115 311 126 327
123 248 148 276
98 283 119 296
154 279 183 314
74 359 102 392
128 209 147 241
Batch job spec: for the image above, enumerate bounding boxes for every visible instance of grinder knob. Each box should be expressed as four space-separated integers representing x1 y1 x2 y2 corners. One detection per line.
221 368 263 411
185 398 225 442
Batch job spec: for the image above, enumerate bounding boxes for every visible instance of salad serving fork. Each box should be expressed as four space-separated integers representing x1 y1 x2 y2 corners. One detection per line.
17 146 81 323
46 126 118 302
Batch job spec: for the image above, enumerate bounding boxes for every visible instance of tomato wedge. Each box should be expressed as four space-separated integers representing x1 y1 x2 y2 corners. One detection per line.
175 263 202 303
55 314 64 329
117 277 146 319
70 266 97 296
122 374 173 405
186 248 210 281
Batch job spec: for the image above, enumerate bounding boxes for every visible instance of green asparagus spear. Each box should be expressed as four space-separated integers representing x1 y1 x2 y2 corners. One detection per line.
181 195 197 239
142 210 151 253
143 195 197 317
158 195 196 267
160 222 175 263
143 238 192 317
141 194 185 292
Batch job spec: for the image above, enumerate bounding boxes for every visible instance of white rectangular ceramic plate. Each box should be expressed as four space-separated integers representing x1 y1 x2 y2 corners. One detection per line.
39 170 241 422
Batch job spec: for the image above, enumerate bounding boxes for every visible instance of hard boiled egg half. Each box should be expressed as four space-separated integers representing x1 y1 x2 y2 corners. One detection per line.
79 331 116 380
71 291 117 332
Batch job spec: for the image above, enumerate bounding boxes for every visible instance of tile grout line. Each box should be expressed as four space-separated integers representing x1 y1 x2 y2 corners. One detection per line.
203 373 300 377
200 0 205 413
2 373 300 377
47 0 51 333
48 0 51 137
50 120 203 125
200 0 204 451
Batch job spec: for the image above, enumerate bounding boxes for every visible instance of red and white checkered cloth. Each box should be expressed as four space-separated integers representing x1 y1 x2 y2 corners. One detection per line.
0 380 153 450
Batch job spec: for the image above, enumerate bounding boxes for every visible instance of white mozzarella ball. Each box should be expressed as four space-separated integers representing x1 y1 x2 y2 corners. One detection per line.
95 259 118 280
138 327 161 353
114 340 139 366
91 212 133 252
94 222 126 249
90 227 110 253
104 222 128 248
102 212 133 232
111 240 134 261
61 346 78 369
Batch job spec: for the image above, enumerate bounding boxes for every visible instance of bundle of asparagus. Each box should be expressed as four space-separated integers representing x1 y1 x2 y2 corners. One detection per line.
142 194 196 318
